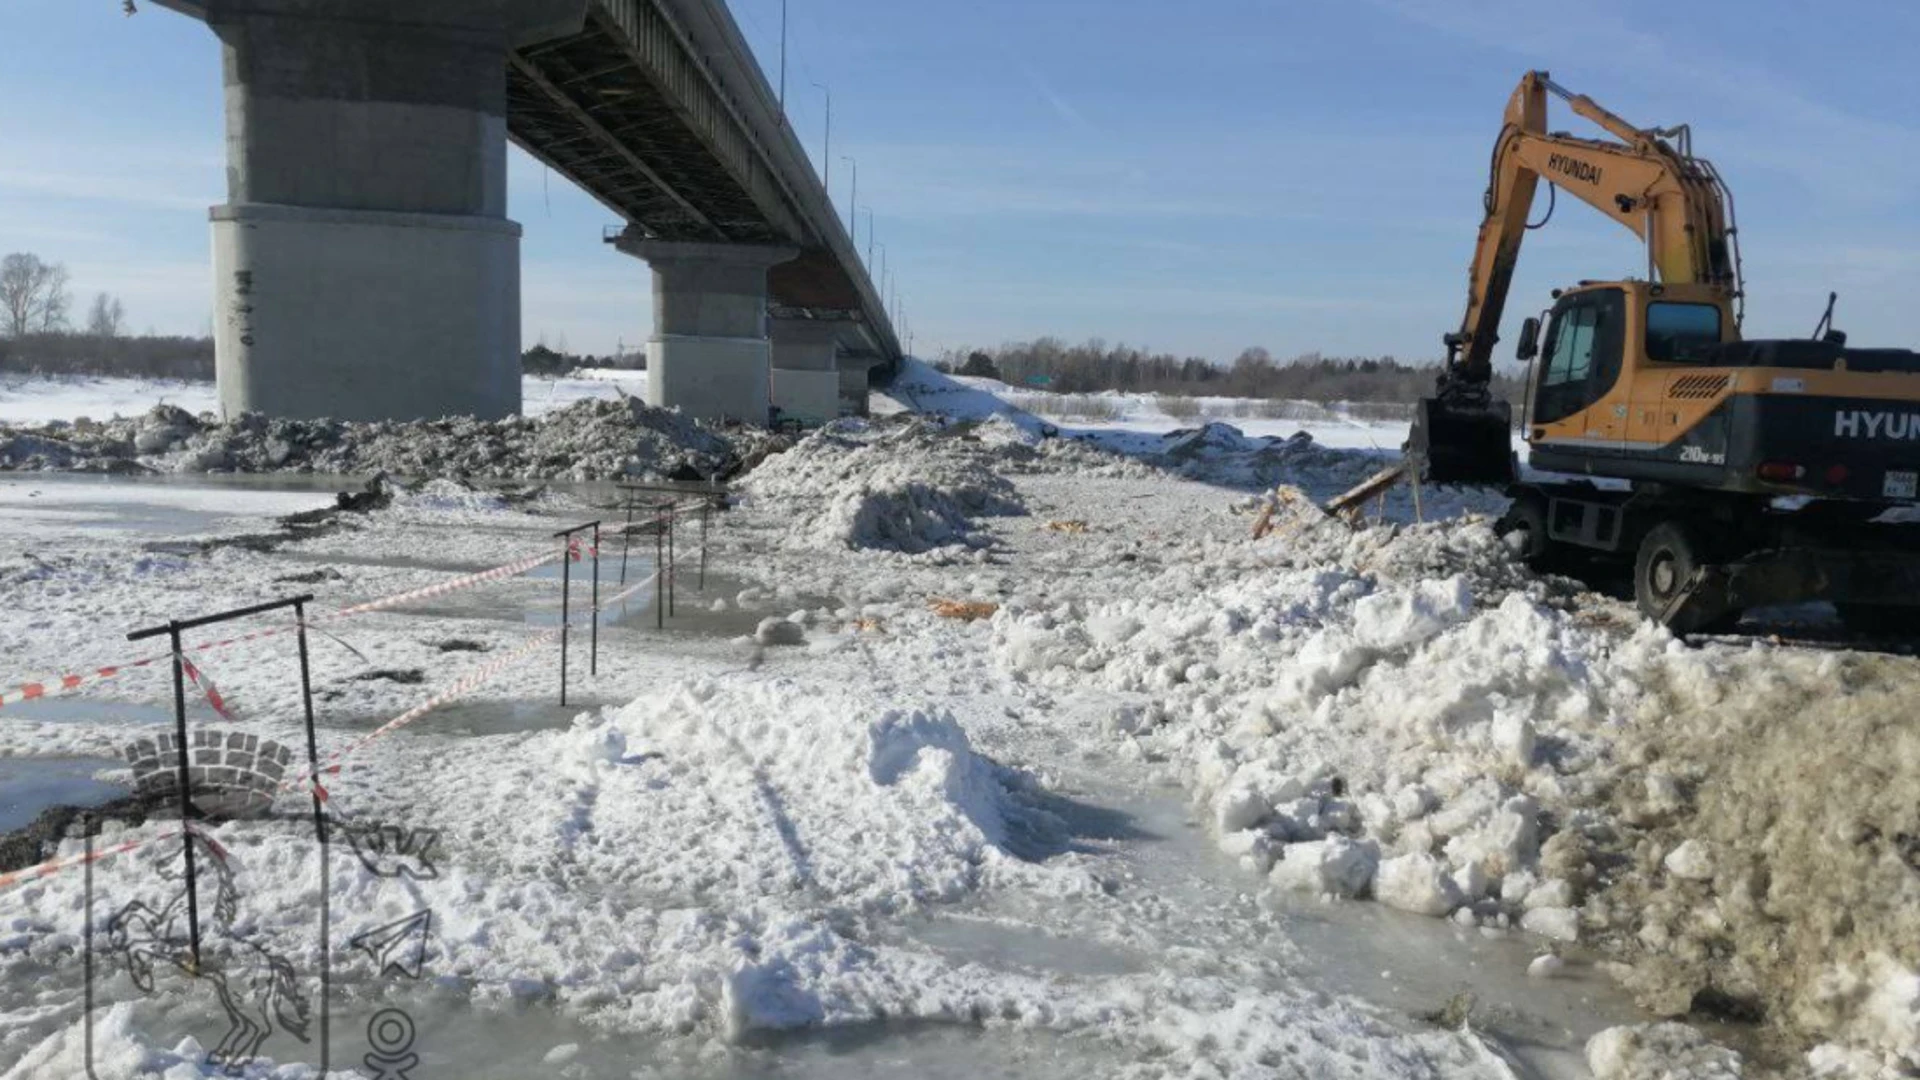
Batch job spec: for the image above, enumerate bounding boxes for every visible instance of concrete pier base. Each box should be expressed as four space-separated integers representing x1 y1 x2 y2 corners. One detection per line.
613 238 797 423
171 0 590 421
770 318 842 425
213 204 520 421
839 362 872 417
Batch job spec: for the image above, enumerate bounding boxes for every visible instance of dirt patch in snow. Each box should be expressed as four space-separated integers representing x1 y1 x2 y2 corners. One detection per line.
1590 648 1920 1069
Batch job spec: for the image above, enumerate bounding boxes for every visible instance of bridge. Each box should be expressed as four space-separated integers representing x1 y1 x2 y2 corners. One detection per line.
149 0 901 424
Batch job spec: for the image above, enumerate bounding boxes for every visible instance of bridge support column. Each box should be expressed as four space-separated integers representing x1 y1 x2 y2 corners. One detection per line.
172 0 588 421
614 238 797 424
838 359 873 417
769 318 842 425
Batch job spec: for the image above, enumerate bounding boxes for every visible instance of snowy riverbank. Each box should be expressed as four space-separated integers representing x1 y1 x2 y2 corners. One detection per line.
0 368 1914 1077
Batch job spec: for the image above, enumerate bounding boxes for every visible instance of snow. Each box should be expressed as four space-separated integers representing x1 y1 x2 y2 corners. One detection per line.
878 360 1413 452
1662 838 1715 882
0 372 645 425
3 362 1915 1075
1585 1022 1744 1079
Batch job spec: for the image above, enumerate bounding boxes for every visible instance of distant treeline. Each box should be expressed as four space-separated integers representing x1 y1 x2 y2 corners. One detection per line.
938 338 1526 406
522 344 641 376
0 333 215 380
0 338 639 381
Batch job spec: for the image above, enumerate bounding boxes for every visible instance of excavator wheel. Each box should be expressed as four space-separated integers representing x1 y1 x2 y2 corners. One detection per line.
1495 495 1550 567
1837 603 1920 640
1635 520 1736 634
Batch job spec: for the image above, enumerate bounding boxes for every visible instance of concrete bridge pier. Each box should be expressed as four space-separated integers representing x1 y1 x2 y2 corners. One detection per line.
613 238 797 424
838 360 876 417
769 318 842 425
164 0 588 421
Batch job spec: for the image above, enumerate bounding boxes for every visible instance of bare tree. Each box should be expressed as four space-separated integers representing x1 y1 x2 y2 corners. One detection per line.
87 292 127 338
0 253 71 337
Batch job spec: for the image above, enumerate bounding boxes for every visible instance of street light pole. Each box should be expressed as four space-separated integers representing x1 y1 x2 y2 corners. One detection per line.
841 155 856 235
863 208 874 267
778 0 787 110
812 82 831 191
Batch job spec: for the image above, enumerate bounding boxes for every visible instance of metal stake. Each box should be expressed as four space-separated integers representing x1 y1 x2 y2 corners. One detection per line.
667 509 675 618
699 499 710 591
655 522 665 630
167 624 202 970
590 523 601 676
293 600 330 1067
619 489 635 585
559 536 572 706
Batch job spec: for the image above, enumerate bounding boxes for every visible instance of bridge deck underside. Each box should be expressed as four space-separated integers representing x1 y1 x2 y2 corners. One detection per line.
506 0 890 350
508 11 774 243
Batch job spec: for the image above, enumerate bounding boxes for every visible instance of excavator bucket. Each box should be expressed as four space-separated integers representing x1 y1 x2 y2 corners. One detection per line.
1409 397 1516 486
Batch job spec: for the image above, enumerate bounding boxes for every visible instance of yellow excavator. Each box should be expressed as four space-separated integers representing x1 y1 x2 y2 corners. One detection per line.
1404 71 1920 633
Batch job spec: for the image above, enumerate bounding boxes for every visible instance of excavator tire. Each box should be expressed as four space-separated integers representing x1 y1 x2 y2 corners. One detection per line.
1635 520 1736 633
1495 495 1550 567
1837 603 1920 639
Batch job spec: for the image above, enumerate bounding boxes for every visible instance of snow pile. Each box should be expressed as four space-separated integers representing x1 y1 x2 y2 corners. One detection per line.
987 498 1634 938
0 398 740 481
1585 1022 1745 1078
979 485 1920 1070
1588 644 1920 1073
2 1002 272 1080
0 672 1085 1066
745 419 1025 553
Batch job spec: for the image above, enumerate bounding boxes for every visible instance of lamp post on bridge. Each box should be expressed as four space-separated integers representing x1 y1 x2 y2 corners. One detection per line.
841 156 856 238
863 207 874 268
778 0 788 110
812 82 832 193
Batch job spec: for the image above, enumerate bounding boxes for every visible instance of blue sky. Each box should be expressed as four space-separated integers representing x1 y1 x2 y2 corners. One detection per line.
3 0 1917 367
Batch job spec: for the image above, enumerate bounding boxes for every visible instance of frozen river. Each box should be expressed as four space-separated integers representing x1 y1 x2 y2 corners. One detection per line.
0 466 1684 1080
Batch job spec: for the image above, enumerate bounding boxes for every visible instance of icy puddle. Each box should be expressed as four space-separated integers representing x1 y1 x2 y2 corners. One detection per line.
0 473 337 541
0 755 128 831
87 987 1133 1079
0 698 172 726
886 766 1651 1080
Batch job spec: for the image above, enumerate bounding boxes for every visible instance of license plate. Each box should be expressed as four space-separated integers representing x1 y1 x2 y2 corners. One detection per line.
1886 471 1918 499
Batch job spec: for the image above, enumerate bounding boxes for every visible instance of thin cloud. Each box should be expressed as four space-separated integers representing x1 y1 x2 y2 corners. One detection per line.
1365 0 1920 208
1017 62 1091 130
0 168 213 212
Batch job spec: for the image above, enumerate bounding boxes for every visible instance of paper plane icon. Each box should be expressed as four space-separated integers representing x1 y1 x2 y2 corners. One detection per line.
349 909 432 980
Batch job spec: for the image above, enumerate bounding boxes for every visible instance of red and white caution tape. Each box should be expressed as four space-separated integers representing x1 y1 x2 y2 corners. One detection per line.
323 547 565 622
0 546 567 712
180 655 239 723
0 822 229 897
0 656 166 710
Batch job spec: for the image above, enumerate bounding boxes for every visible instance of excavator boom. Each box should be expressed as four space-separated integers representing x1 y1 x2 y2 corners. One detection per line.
1414 71 1741 485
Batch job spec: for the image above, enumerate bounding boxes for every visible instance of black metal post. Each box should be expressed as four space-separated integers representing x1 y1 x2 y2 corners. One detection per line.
83 812 94 1064
548 522 600 706
667 509 675 618
293 600 330 1069
558 535 572 706
619 489 635 586
655 521 665 630
699 499 710 591
125 595 312 991
167 624 202 970
590 523 600 676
